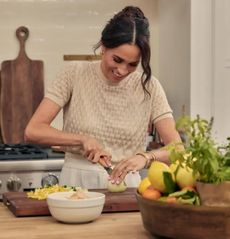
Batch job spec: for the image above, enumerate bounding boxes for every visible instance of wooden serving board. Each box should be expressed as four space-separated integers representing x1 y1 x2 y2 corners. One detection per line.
0 26 44 144
2 188 139 217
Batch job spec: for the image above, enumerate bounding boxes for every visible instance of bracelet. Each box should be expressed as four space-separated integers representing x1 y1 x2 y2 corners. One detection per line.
136 151 157 169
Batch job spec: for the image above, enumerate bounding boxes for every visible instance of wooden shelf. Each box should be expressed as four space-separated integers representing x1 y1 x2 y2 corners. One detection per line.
63 54 101 61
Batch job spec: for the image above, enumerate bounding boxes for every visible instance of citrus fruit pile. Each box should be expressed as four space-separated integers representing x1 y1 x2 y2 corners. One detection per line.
138 161 200 205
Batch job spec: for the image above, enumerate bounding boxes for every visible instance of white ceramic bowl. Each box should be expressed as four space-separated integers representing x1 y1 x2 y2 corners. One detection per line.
47 191 105 223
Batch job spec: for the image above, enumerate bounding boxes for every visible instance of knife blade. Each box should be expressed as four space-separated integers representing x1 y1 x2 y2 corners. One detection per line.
99 157 113 175
103 166 113 175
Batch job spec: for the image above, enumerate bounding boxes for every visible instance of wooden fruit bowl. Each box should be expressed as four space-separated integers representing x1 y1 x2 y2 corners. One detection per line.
136 192 230 239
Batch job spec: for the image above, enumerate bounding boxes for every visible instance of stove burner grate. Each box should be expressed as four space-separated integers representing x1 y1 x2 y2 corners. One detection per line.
0 144 48 160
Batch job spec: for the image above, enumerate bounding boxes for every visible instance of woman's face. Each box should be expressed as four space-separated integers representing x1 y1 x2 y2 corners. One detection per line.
100 44 141 83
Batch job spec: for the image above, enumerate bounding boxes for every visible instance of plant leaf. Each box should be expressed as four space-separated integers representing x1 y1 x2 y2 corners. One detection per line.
163 172 177 194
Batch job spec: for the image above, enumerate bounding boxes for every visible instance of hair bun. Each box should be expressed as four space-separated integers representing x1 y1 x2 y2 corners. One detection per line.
118 6 145 20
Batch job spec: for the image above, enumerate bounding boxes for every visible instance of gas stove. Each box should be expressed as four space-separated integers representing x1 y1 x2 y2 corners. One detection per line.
0 144 65 199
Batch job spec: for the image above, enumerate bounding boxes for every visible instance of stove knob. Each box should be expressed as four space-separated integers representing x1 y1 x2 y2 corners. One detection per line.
41 173 59 187
7 176 22 191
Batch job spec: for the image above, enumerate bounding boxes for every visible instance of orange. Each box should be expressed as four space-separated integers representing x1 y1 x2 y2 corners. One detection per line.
142 187 161 200
166 197 178 204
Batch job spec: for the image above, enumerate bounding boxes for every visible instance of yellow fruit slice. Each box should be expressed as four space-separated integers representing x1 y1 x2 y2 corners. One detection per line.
138 177 151 195
148 161 173 193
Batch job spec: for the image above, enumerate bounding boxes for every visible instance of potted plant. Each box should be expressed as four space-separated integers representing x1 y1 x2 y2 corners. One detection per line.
168 115 230 206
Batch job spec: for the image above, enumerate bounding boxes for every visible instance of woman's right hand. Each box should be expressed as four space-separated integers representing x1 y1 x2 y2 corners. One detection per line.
81 135 112 167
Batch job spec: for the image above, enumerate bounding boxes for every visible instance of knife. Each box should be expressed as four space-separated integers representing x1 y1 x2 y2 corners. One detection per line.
99 157 113 175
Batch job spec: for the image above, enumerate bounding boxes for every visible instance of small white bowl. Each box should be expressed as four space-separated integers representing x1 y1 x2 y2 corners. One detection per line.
47 191 105 223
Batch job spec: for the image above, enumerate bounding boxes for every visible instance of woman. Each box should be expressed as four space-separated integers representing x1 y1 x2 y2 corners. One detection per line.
25 6 181 188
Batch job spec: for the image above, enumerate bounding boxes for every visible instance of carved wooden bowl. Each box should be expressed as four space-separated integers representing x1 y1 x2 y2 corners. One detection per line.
136 192 230 239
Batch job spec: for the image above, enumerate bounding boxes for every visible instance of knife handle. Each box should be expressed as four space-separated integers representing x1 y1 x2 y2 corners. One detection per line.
98 156 109 167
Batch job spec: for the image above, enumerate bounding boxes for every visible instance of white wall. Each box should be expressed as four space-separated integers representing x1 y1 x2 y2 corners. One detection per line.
0 0 158 129
3 0 220 140
212 0 230 143
190 0 213 120
158 0 190 119
190 0 230 144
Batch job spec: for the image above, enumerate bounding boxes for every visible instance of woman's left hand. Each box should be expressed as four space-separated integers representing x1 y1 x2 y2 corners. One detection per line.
109 155 147 184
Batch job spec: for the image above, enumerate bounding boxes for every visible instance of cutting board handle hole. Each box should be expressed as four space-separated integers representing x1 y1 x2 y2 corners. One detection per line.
16 26 29 42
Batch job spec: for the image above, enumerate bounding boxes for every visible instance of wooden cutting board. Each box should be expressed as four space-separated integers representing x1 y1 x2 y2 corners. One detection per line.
0 26 44 144
2 188 139 217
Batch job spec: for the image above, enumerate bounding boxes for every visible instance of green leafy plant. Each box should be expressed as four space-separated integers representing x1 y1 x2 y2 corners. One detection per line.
168 115 230 183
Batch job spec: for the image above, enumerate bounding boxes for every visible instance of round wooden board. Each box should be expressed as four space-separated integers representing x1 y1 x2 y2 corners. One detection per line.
136 192 230 239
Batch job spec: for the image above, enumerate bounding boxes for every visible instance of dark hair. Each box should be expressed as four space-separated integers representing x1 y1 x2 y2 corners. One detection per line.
94 6 151 97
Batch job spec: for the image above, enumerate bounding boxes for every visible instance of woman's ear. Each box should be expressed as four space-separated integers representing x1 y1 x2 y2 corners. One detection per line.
101 45 106 55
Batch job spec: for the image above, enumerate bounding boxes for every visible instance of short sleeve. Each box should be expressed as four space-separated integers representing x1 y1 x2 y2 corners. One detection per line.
150 77 173 124
45 63 77 107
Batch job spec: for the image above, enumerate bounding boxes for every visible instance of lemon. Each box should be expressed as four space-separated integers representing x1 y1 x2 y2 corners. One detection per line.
138 177 151 194
148 161 173 193
170 162 197 189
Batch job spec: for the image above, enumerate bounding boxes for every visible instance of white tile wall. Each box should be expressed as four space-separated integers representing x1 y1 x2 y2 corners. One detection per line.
0 0 157 129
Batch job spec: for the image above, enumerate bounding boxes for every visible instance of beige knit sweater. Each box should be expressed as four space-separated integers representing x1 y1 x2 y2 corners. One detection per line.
46 61 172 163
